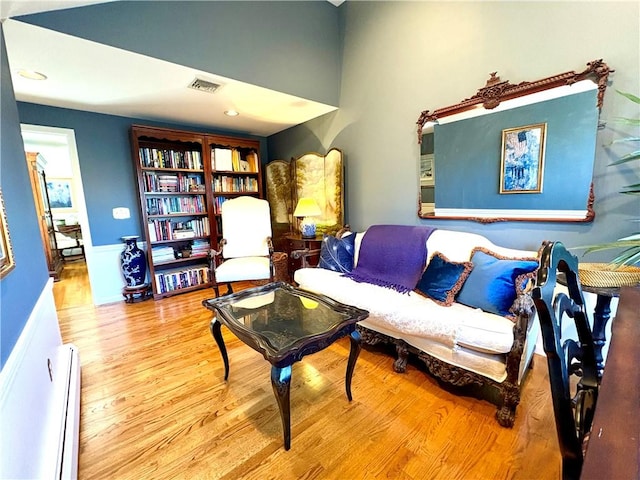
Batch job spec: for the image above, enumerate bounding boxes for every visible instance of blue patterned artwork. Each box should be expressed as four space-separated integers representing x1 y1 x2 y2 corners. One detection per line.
500 123 546 193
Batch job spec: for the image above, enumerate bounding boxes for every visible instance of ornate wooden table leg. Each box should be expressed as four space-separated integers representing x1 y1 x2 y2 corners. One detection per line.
209 318 229 381
592 294 612 379
271 365 292 450
345 329 361 401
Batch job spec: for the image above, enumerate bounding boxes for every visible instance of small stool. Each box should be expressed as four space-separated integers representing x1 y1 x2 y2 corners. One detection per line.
123 284 152 303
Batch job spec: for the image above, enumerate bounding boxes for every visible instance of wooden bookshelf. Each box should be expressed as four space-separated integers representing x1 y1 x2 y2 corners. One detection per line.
130 125 262 299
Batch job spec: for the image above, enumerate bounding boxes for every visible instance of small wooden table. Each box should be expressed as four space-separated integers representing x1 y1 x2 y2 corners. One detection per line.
281 233 323 280
581 286 640 479
203 282 369 450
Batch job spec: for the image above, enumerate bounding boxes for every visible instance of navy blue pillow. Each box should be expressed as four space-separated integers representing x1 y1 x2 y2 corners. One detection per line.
457 248 538 317
318 233 356 273
415 252 473 306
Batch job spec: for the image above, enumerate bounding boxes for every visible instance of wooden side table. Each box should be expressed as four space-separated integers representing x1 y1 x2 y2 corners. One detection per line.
282 233 323 280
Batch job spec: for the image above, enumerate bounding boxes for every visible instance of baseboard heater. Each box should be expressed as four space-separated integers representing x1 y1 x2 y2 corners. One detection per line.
0 343 81 479
56 344 81 480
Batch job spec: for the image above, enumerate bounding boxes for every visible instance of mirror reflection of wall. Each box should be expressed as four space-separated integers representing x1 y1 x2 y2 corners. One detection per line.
420 131 435 216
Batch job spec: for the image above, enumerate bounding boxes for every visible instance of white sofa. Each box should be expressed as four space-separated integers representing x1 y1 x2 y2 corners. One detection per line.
293 226 541 427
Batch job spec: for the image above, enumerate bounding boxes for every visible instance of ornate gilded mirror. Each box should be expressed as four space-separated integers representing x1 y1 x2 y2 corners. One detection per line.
417 60 613 223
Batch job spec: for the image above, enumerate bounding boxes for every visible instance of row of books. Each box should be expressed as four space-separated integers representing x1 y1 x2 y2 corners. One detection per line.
146 196 206 215
211 148 259 173
143 172 204 193
147 218 210 242
139 147 203 170
154 265 210 294
212 175 259 193
213 196 229 214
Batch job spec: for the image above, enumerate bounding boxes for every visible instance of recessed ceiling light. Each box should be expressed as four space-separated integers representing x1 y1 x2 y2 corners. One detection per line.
17 69 47 80
224 110 239 117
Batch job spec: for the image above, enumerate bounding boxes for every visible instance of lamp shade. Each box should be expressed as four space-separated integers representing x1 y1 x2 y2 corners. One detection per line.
293 198 321 218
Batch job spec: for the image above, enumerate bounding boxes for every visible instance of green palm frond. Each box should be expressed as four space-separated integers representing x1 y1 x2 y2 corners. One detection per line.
617 90 640 104
610 150 640 165
621 183 640 194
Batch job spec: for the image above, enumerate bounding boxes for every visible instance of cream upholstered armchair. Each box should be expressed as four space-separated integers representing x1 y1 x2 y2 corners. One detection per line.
208 196 275 296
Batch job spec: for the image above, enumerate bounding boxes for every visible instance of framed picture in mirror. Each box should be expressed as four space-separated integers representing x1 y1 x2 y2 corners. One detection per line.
499 123 546 194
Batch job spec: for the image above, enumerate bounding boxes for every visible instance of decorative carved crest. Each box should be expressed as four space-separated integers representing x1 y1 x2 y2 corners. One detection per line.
417 59 614 142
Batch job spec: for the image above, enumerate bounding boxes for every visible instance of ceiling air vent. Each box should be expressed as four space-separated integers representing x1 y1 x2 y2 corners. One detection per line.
188 78 221 94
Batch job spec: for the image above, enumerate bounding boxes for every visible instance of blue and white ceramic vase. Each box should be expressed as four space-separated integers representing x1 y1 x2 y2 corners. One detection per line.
121 235 147 288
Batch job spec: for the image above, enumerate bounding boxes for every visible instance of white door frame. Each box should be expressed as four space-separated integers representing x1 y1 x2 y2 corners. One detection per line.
21 123 95 302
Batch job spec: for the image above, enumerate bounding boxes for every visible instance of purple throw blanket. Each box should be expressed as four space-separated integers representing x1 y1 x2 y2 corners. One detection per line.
343 225 437 293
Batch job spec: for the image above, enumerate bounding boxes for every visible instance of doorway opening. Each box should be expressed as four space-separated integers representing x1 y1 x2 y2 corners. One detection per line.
21 124 94 308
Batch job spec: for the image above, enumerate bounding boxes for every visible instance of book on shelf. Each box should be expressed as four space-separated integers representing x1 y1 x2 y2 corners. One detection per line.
173 229 195 239
231 149 241 171
246 151 258 172
147 222 158 242
213 148 233 171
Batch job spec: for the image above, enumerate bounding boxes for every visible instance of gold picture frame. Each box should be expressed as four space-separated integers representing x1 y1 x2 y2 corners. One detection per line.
0 190 16 278
500 123 547 194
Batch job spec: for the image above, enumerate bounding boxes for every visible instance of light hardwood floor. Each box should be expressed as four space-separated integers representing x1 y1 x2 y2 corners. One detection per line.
53 262 561 480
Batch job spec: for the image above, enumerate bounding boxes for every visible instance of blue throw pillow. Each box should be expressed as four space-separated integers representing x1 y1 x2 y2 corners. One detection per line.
318 233 356 273
415 252 473 306
457 248 538 317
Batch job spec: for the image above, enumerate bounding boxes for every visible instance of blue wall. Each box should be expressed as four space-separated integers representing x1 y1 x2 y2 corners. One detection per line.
18 1 342 107
0 26 51 368
17 103 268 246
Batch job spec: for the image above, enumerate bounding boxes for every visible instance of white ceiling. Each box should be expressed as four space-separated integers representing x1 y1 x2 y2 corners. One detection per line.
2 1 338 136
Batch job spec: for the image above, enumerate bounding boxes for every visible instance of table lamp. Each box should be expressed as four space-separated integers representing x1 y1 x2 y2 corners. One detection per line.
293 197 321 238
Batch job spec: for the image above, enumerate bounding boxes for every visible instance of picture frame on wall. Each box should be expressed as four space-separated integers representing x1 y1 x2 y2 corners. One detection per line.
46 178 75 210
500 123 546 194
0 190 16 278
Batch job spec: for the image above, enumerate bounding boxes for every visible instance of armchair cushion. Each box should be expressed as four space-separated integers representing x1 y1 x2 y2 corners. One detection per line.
215 257 271 283
415 252 473 306
457 248 538 317
318 232 356 273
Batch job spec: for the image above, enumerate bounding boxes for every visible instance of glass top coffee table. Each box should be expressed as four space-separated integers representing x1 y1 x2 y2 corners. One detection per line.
202 281 369 450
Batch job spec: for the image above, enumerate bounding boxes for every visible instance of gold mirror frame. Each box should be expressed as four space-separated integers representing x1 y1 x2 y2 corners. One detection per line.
416 59 614 223
0 190 16 278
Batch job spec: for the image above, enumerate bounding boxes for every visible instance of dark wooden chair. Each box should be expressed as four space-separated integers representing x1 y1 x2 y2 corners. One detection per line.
532 241 599 480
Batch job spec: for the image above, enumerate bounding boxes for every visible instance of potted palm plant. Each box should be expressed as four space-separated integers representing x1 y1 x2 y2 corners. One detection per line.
576 91 640 287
